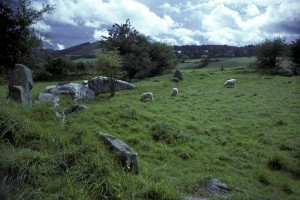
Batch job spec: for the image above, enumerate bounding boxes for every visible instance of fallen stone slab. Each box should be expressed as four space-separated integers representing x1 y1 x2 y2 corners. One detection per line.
88 76 135 95
186 177 236 199
97 132 139 174
271 69 294 77
204 177 232 196
45 83 95 101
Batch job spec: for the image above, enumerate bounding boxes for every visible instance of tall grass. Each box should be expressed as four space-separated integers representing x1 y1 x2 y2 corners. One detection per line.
0 68 299 199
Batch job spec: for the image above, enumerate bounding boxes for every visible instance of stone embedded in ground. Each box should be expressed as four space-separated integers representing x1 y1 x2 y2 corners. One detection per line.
272 69 294 77
171 77 180 82
204 177 232 196
7 64 33 104
35 92 60 108
186 177 234 200
63 104 88 115
97 132 139 174
294 67 300 75
36 93 57 102
45 83 95 101
173 69 183 80
88 76 135 95
51 97 60 109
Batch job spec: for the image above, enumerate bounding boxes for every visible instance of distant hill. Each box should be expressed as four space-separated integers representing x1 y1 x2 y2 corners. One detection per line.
44 42 101 59
44 42 256 60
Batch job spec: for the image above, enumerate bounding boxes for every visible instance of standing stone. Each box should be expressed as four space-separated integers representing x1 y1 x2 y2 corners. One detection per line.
173 69 183 80
97 132 139 174
7 64 33 104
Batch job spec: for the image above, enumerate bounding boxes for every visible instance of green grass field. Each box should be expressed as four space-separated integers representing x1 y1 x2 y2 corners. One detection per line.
176 59 202 70
73 58 96 63
206 57 256 69
1 68 299 199
177 57 290 71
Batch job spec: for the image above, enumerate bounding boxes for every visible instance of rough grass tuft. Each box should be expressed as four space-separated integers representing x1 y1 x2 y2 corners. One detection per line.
267 157 287 171
149 122 190 145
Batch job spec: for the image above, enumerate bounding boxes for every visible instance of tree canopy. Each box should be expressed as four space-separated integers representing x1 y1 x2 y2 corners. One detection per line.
255 37 286 69
0 0 54 71
101 19 177 79
290 37 300 67
96 49 122 96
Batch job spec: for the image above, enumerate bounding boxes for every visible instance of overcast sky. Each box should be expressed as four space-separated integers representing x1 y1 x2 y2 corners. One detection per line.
32 0 300 50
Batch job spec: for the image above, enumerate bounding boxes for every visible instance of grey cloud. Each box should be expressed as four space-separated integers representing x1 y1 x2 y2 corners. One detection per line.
45 21 96 48
262 22 300 35
38 0 300 48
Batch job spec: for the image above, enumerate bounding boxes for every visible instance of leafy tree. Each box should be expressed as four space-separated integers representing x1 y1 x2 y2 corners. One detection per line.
101 19 177 79
290 37 300 67
44 57 74 77
255 37 286 69
96 49 122 97
0 0 54 72
149 42 178 76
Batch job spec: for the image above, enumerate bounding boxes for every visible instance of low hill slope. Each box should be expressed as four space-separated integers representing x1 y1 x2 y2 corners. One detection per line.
45 42 101 58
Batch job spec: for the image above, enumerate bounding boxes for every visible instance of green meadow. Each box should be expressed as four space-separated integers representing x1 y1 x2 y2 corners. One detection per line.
177 59 202 70
206 57 256 69
0 67 299 199
176 57 289 70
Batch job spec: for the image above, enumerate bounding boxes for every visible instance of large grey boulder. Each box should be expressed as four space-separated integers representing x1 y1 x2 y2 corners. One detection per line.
272 69 294 77
7 64 33 104
97 132 139 174
173 69 183 80
277 69 294 77
45 83 95 101
88 76 135 95
35 92 59 108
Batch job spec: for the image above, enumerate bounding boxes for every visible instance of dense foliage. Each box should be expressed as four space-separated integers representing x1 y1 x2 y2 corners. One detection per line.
0 0 54 72
101 19 177 79
290 37 300 67
255 37 286 69
96 50 122 96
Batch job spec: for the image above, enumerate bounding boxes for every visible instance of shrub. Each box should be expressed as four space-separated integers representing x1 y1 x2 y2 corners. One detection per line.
290 37 300 67
149 122 189 145
255 37 286 69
